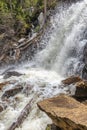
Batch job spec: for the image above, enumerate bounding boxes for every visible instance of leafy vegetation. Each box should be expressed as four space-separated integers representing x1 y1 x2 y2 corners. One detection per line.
0 0 57 37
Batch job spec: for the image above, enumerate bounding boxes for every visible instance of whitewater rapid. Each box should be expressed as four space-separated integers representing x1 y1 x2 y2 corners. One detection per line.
0 0 87 130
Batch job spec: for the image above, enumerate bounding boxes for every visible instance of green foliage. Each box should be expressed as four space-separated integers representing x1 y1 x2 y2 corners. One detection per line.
0 0 57 37
0 1 8 13
35 25 40 32
46 125 51 130
0 0 43 24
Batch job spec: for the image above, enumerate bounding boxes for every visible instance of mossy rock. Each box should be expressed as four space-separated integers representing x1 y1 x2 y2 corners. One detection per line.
46 124 62 130
46 125 51 130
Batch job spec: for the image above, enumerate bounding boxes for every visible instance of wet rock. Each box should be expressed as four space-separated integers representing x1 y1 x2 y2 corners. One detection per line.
62 76 82 85
46 124 62 130
82 100 87 106
75 81 87 98
23 84 33 96
2 67 15 75
0 102 7 111
62 76 87 100
82 65 87 80
82 42 87 80
3 71 23 79
1 85 23 100
38 95 87 130
0 81 10 90
83 42 87 65
0 104 4 112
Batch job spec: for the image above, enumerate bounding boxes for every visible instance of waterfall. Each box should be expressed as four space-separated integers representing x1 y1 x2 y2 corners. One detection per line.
36 0 87 76
0 0 87 130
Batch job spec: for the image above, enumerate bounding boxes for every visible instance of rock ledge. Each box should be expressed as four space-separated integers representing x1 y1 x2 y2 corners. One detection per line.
38 95 87 130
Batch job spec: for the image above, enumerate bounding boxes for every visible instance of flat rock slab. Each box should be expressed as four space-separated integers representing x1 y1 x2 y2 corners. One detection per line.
38 95 87 130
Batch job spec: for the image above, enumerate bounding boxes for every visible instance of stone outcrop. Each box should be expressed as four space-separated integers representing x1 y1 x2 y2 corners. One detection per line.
75 81 87 98
38 95 87 130
62 76 82 85
62 76 87 99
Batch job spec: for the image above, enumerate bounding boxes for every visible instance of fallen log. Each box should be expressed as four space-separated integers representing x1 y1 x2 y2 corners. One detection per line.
38 95 87 130
18 31 43 51
8 99 33 130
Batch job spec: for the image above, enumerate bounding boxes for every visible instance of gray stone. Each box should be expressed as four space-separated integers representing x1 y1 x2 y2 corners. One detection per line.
38 12 44 29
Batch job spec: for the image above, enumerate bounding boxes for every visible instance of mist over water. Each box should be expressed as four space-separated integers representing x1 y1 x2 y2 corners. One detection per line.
0 0 87 130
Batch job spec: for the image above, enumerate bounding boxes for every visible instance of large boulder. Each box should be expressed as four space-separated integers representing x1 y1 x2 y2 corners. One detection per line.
75 81 87 98
38 95 87 130
1 85 23 100
62 76 87 99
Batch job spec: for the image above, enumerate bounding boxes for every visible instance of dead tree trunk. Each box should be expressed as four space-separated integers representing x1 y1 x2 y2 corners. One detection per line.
44 0 47 23
8 99 33 130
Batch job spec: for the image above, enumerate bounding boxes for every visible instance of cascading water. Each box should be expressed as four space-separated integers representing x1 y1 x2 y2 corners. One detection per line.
0 0 87 130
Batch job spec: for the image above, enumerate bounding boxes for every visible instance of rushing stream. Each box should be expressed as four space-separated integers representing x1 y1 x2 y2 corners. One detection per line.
0 0 87 130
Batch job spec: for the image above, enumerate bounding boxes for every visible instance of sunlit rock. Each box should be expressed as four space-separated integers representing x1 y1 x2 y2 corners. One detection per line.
62 76 82 85
38 95 87 130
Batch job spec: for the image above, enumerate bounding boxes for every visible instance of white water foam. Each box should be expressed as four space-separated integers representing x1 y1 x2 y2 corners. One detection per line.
0 0 87 130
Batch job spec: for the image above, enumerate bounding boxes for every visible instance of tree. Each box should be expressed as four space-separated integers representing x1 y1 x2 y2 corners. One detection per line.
44 0 47 22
